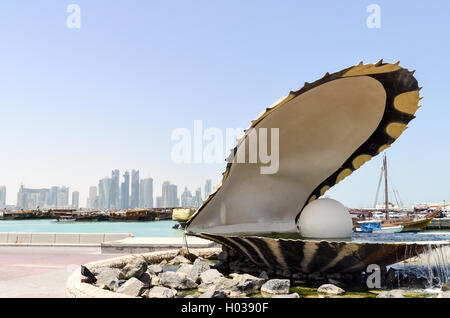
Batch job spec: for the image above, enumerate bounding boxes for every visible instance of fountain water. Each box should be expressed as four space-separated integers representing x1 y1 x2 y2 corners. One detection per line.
417 244 450 287
390 243 449 290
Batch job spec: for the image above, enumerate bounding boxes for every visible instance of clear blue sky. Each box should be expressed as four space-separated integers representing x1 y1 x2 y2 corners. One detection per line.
1 1 449 208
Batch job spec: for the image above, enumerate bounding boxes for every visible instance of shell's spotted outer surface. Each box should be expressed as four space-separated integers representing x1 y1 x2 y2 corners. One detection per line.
293 63 420 225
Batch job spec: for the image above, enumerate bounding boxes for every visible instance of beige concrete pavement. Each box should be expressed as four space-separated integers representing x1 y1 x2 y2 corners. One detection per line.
0 246 123 298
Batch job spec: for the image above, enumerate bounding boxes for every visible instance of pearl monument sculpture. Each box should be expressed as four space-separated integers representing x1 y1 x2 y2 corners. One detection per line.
297 198 353 239
186 61 449 274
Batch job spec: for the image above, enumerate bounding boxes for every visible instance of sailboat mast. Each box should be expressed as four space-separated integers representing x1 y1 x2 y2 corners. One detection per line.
374 165 384 208
384 154 390 221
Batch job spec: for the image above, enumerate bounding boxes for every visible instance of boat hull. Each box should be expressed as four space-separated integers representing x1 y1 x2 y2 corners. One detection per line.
56 218 76 222
373 225 403 233
401 218 432 232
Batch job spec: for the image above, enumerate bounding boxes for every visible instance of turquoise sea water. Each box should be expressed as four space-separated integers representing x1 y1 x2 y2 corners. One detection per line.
0 219 448 239
0 219 183 237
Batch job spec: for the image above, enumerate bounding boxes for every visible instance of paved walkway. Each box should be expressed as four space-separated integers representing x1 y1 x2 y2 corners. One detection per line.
0 246 122 298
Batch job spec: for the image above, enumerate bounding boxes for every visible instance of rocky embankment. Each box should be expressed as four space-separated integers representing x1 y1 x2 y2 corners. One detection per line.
88 252 299 298
81 247 450 298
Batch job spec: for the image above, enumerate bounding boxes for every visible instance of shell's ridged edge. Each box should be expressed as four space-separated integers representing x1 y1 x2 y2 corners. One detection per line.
185 61 421 232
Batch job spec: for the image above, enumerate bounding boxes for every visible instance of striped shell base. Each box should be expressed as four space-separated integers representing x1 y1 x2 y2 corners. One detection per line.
196 233 449 274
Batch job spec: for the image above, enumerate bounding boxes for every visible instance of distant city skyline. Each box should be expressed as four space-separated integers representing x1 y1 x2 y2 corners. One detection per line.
1 173 213 210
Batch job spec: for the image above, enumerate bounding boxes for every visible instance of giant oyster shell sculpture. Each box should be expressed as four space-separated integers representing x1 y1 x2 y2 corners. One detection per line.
186 61 447 274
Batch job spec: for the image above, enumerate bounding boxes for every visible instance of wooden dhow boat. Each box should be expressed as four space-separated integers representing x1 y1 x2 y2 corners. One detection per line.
0 211 27 220
107 209 156 221
73 211 102 221
108 208 173 221
353 154 440 232
0 210 51 220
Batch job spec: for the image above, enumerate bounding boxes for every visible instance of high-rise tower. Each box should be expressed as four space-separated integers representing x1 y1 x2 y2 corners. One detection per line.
130 170 140 209
139 177 153 208
120 171 130 209
110 169 120 209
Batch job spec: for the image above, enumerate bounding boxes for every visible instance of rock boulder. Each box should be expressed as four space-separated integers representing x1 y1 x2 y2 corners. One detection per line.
169 255 192 265
376 290 405 298
118 259 147 280
200 269 224 285
147 264 163 275
177 264 194 276
116 277 147 297
199 285 227 298
187 258 210 283
261 279 290 295
160 271 198 289
317 284 345 295
144 286 177 298
93 267 120 286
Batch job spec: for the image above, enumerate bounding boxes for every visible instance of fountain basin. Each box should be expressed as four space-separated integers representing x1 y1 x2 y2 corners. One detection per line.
193 232 450 274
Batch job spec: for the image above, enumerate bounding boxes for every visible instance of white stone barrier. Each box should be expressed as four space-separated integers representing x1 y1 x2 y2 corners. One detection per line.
0 232 133 246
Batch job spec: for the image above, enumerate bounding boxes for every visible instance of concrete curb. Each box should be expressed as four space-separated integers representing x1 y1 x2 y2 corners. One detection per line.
0 243 102 247
0 232 133 246
65 247 221 298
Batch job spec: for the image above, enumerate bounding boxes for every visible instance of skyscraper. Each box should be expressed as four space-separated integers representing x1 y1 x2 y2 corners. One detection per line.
0 186 6 208
205 179 212 198
87 186 98 209
171 185 179 207
89 186 97 199
120 171 130 209
130 170 140 209
72 191 80 209
48 186 59 207
181 187 193 207
193 188 202 207
56 186 69 207
98 178 112 210
139 178 153 208
110 169 120 209
162 181 178 207
139 180 144 208
161 181 170 208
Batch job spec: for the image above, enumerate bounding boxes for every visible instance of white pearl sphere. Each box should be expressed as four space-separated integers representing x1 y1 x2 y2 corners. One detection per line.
297 198 353 239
